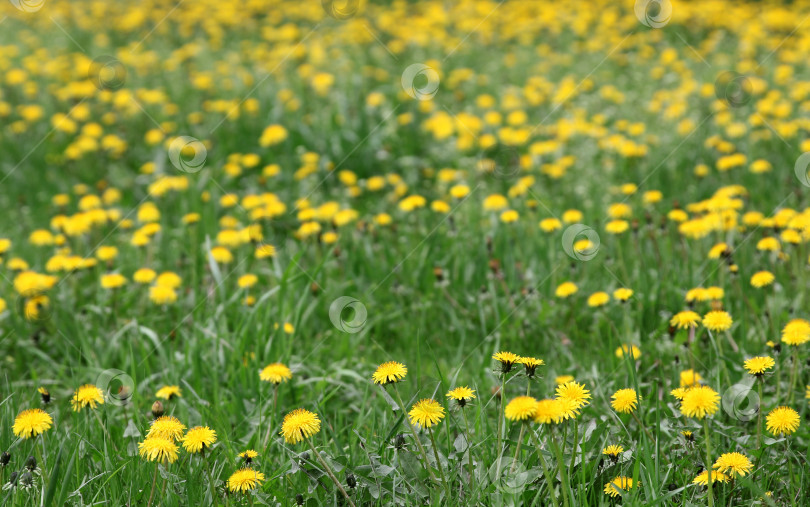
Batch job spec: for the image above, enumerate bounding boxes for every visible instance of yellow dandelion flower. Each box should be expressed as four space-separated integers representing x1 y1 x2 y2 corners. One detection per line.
556 381 591 410
670 311 701 329
446 386 476 407
555 281 578 298
743 356 775 376
227 468 265 493
492 351 521 373
504 396 538 421
604 476 636 497
156 385 182 400
533 399 564 424
611 389 638 414
615 344 641 360
12 408 53 439
182 426 217 454
602 445 624 457
750 271 775 288
372 361 407 385
70 384 105 412
259 363 292 384
281 408 321 444
148 416 186 441
138 436 179 463
680 386 720 419
712 452 753 478
703 311 733 332
409 399 446 428
766 406 800 436
680 369 702 388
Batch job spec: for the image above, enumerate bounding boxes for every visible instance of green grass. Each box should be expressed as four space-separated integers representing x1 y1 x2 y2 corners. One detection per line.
0 0 808 505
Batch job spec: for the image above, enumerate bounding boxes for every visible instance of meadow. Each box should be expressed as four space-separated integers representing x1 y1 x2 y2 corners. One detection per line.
0 0 809 505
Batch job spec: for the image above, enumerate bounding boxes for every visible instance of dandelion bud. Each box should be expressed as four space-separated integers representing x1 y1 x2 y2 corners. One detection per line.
295 494 304 505
394 433 406 449
24 456 36 471
151 400 164 418
0 451 10 467
346 473 356 489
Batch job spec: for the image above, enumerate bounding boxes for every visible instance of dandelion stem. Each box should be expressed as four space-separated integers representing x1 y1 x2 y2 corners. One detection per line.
568 420 578 473
392 385 437 483
703 419 713 507
261 386 279 448
527 426 559 507
756 378 763 450
462 409 475 492
305 438 356 507
428 427 449 498
147 463 159 507
631 411 654 444
495 373 506 481
510 424 525 474
549 427 571 507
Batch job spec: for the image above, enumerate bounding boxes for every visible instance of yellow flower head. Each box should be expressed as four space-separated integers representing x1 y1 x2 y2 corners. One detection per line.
446 386 476 407
281 408 321 444
138 436 179 463
670 311 701 329
518 356 544 377
12 408 53 439
372 361 407 385
703 311 733 332
533 399 564 424
259 363 292 384
743 356 775 376
602 445 624 458
555 375 574 385
156 385 182 400
615 344 641 360
148 416 186 441
680 386 720 419
556 381 591 410
492 351 520 373
504 396 538 421
750 271 775 288
227 467 266 493
587 291 610 307
680 369 702 388
555 281 578 298
182 426 217 453
613 288 633 302
611 389 638 414
766 406 800 436
604 476 636 497
409 399 446 428
692 470 729 486
712 452 753 478
781 319 810 346
71 384 105 412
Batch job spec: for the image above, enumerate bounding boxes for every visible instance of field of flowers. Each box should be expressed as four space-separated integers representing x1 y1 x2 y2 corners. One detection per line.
1 0 809 505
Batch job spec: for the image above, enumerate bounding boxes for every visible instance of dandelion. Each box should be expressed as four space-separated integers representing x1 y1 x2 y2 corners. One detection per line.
712 452 753 478
259 363 292 384
492 351 521 373
70 384 105 412
703 311 733 332
182 426 217 454
781 319 810 346
12 409 53 439
680 369 702 388
147 416 186 441
149 285 177 305
693 470 729 486
556 381 591 410
409 399 445 428
750 271 774 288
533 399 563 424
555 281 578 298
604 476 636 497
766 406 800 436
155 385 182 400
138 436 179 463
602 445 624 459
281 408 321 444
670 310 701 329
446 386 476 407
615 343 641 360
680 386 720 419
227 468 265 493
743 356 775 376
239 449 258 464
613 288 633 302
611 389 638 414
555 375 574 385
371 361 407 385
518 356 544 377
504 396 538 421
587 291 610 307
